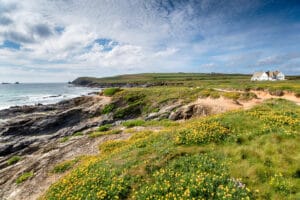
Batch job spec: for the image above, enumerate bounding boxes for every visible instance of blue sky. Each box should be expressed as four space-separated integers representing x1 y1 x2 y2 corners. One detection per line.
0 0 300 82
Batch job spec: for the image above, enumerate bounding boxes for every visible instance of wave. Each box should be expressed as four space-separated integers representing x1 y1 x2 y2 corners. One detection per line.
0 84 101 110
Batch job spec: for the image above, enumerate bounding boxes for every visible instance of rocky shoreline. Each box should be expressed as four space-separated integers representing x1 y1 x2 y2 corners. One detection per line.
0 92 129 199
0 94 112 158
71 77 184 88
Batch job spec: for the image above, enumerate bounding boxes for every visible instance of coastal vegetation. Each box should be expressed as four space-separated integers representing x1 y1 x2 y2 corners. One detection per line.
108 87 259 121
42 98 300 199
7 155 21 166
2 73 299 199
73 73 300 95
52 158 81 174
16 171 34 184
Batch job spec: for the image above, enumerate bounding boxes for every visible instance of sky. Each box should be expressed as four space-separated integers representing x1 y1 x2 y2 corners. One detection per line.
0 0 300 82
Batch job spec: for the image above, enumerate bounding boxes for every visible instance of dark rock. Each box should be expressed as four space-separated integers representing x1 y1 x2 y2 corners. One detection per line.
0 95 111 157
169 104 212 120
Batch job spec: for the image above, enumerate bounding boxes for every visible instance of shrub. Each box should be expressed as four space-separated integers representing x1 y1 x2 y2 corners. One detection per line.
175 120 231 145
102 104 115 114
7 156 21 165
98 124 112 132
122 119 145 128
16 171 33 184
103 88 122 96
134 154 253 199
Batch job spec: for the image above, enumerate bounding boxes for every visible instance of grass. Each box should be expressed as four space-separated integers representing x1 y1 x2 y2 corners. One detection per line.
101 103 115 114
143 119 179 127
7 155 21 165
73 73 300 94
97 124 112 132
52 158 80 173
103 88 122 96
42 99 300 200
122 119 145 128
72 132 83 136
89 129 122 138
110 87 258 120
16 171 34 184
59 136 70 143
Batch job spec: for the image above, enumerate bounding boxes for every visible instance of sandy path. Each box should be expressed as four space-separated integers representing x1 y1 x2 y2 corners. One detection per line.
193 89 300 114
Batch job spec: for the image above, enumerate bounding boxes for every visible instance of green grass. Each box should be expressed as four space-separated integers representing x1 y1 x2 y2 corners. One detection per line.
7 155 21 165
89 129 122 138
59 136 70 143
103 88 122 96
72 132 83 136
97 124 112 132
122 119 145 128
101 103 115 114
109 87 259 120
73 73 300 94
16 171 34 184
43 99 300 200
143 119 179 127
52 158 80 173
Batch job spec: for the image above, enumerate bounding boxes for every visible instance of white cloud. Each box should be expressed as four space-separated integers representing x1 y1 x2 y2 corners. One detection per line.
0 0 299 82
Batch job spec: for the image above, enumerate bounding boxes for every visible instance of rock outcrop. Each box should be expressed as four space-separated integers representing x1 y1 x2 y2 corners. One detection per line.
0 95 111 157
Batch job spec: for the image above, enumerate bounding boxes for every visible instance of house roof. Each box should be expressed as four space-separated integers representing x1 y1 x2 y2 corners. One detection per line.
252 71 283 78
252 72 265 77
266 70 281 77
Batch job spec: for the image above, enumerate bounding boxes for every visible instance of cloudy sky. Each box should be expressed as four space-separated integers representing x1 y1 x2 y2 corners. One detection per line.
0 0 300 82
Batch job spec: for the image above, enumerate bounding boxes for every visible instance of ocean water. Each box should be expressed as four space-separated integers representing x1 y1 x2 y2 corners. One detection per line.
0 83 101 110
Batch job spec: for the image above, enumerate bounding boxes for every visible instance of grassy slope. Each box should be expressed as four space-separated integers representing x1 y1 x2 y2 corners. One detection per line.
42 99 300 200
74 73 300 93
105 87 258 120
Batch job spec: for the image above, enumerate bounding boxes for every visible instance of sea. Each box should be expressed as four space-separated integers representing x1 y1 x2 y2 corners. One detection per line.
0 83 101 110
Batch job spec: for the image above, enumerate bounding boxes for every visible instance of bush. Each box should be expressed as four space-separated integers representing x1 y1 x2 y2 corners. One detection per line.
103 88 122 96
98 124 112 132
175 120 231 145
134 154 253 199
7 156 21 165
102 104 115 114
122 119 145 128
16 171 33 184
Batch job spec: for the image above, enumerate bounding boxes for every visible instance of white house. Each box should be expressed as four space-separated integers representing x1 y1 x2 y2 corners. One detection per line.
274 71 285 80
251 72 269 81
251 71 285 81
